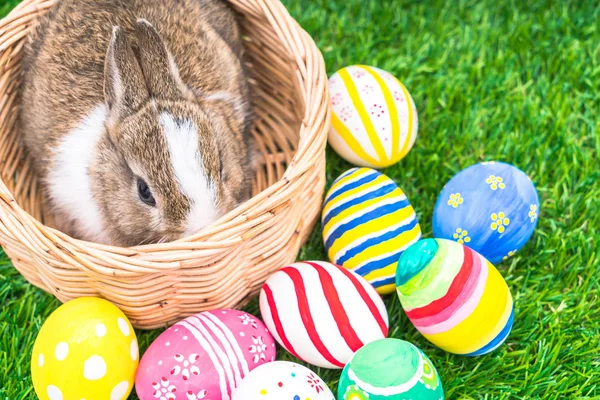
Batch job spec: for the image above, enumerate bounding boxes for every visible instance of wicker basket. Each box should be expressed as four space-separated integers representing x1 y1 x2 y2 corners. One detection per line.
0 0 329 329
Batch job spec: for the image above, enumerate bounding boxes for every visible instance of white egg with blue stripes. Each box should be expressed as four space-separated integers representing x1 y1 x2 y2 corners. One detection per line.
322 167 421 294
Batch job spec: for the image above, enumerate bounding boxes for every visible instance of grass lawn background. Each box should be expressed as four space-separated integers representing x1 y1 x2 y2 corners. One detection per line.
1 0 599 398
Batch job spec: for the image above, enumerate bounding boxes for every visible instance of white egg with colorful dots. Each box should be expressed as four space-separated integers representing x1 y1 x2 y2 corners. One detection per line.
232 361 335 400
329 65 418 168
31 297 138 400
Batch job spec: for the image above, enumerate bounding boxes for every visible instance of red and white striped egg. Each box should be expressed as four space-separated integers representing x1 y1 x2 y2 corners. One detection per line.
259 261 389 369
135 309 276 400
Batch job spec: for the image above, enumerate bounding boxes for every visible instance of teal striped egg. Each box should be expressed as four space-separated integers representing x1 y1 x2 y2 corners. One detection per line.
322 168 421 294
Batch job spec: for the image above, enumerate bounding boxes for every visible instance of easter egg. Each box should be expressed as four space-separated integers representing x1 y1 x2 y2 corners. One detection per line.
31 297 138 400
322 167 421 294
432 161 540 264
135 309 276 400
231 361 335 400
328 65 418 168
338 339 444 400
396 238 514 356
260 261 389 369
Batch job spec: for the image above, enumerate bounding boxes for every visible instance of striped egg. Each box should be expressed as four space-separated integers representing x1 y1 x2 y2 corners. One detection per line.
396 239 514 356
135 309 276 400
259 261 389 369
322 167 421 294
329 65 418 168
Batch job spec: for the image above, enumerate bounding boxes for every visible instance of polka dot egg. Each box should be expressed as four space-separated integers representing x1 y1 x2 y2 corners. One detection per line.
322 167 421 294
329 65 418 168
31 297 138 400
135 309 276 400
231 361 335 400
432 161 540 264
338 339 444 399
396 239 513 356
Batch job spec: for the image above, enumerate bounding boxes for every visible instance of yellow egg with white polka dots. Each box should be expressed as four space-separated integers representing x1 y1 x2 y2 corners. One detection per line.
31 297 139 400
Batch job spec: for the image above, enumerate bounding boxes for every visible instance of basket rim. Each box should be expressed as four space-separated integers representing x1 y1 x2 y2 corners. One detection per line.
0 0 330 259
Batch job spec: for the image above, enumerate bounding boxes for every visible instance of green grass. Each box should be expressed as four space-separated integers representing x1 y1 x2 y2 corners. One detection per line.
1 0 599 398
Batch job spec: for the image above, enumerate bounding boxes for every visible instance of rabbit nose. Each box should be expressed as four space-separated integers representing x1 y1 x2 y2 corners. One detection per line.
183 207 219 237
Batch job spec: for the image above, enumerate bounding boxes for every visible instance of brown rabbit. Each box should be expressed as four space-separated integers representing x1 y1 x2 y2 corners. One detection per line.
20 0 255 246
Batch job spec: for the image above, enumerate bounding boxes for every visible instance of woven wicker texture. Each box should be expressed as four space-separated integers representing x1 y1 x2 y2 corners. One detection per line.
0 0 329 329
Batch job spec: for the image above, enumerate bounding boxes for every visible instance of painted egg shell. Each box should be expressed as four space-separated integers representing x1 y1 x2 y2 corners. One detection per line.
396 239 514 356
31 297 138 400
135 309 276 400
338 339 444 400
260 261 389 369
328 65 418 168
432 161 540 264
322 167 421 294
231 361 335 400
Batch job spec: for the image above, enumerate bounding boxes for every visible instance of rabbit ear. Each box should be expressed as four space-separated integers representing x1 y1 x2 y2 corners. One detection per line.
104 26 149 119
134 19 186 100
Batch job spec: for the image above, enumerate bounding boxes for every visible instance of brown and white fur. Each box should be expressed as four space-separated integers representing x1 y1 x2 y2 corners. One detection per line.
20 0 254 246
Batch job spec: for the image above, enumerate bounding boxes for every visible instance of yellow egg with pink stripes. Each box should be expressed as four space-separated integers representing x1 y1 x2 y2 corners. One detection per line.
328 65 418 168
396 238 514 356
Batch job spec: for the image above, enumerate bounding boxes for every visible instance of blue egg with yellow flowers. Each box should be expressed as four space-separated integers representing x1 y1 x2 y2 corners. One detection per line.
322 167 421 294
432 161 539 264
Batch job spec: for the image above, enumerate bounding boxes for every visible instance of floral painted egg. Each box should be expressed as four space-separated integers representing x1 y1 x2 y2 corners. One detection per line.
432 161 540 264
322 167 421 294
260 261 389 369
338 339 444 400
135 309 276 400
396 239 514 356
328 65 418 168
31 297 138 400
231 361 335 400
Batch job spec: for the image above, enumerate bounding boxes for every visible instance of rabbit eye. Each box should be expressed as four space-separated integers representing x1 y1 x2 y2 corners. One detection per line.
137 178 156 206
219 156 224 178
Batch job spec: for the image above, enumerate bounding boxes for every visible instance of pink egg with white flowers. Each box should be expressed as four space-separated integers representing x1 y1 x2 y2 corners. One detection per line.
135 309 276 400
